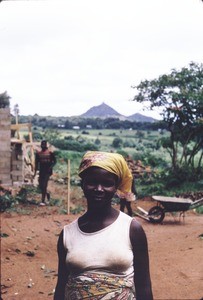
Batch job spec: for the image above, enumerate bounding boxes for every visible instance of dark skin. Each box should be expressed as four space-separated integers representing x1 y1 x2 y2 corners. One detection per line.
34 141 56 202
54 167 153 300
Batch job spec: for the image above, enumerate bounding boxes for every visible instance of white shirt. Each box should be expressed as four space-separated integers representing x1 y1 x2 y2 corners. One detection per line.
63 211 134 280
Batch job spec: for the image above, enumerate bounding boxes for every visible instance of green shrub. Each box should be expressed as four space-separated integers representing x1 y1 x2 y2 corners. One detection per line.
123 139 136 148
52 138 98 152
95 138 101 145
196 206 203 214
0 187 28 212
116 149 129 158
0 192 16 212
70 205 84 214
0 91 10 108
83 143 98 151
33 131 44 141
164 166 203 189
112 137 123 148
54 150 83 177
15 187 28 204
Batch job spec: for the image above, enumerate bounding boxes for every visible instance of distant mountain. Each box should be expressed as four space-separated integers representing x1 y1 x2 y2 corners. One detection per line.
80 102 157 122
127 113 156 123
81 102 123 118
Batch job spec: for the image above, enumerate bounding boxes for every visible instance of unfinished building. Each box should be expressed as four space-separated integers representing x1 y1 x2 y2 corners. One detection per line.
0 107 35 186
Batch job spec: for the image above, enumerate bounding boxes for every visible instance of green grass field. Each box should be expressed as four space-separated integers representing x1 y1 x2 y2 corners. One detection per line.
11 126 203 198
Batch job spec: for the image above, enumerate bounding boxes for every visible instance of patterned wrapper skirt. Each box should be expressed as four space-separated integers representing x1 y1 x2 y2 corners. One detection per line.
65 272 136 300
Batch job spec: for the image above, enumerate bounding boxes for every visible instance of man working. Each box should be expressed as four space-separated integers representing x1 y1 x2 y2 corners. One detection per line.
34 140 56 206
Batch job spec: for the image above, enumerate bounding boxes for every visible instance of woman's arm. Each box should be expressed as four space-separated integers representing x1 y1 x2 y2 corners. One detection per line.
130 219 153 300
54 230 69 300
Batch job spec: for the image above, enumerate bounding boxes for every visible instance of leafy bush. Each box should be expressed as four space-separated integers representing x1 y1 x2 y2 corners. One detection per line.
131 151 168 169
137 182 166 198
95 138 101 145
143 152 168 168
52 138 98 152
83 143 98 151
0 192 16 212
164 166 203 189
54 150 83 177
0 91 10 108
32 131 43 141
112 137 123 148
135 144 144 151
15 187 28 204
70 205 84 214
52 139 76 150
43 129 61 144
0 186 39 212
196 206 203 214
123 139 136 148
135 130 145 138
116 149 129 158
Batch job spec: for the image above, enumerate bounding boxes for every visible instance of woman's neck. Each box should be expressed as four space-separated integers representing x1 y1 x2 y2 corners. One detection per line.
87 205 115 219
78 207 119 233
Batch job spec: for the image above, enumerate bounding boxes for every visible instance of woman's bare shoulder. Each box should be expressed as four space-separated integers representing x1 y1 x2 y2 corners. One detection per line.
130 218 147 245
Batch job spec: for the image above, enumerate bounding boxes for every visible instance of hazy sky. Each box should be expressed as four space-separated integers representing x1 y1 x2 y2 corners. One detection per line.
1 0 203 119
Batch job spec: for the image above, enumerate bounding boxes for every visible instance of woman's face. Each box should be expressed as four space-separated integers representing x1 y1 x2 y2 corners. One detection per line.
81 167 118 210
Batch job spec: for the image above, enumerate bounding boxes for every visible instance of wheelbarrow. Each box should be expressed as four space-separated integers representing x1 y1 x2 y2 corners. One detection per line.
135 196 203 224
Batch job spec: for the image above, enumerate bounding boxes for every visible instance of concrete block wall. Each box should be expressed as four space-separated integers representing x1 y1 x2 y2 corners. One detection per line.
11 143 24 183
0 108 12 185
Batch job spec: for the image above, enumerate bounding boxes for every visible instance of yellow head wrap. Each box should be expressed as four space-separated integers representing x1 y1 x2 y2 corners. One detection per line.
79 151 135 201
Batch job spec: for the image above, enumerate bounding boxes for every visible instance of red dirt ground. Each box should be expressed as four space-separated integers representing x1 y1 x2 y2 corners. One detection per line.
1 181 203 300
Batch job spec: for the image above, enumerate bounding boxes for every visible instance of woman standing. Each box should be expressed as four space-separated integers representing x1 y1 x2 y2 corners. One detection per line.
54 151 153 300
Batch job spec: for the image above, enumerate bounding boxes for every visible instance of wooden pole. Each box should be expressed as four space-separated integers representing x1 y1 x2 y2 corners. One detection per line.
67 159 70 214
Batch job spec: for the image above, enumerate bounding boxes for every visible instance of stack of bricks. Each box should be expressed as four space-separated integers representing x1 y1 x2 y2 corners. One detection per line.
11 142 23 183
0 108 12 185
125 156 151 179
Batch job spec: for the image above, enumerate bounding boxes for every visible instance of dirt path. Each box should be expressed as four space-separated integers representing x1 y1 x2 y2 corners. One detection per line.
1 183 203 300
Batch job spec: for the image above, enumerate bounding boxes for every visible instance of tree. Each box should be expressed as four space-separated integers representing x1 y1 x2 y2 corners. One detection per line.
0 91 10 108
132 62 203 177
112 137 123 148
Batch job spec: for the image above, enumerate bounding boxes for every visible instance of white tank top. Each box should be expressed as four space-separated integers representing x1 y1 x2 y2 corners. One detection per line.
63 211 134 280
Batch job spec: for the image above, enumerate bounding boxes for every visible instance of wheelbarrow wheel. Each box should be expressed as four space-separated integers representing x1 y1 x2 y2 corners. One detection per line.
148 206 165 224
